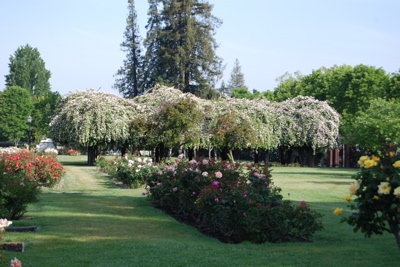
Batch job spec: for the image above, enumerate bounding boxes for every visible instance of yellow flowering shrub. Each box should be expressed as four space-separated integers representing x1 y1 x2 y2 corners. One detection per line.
340 153 400 247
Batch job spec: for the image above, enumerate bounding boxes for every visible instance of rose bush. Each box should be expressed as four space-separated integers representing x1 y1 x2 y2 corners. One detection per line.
0 149 64 219
145 159 323 243
338 153 400 247
97 155 154 188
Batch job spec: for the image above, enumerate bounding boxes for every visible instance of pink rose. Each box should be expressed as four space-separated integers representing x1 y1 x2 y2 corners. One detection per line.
215 171 223 178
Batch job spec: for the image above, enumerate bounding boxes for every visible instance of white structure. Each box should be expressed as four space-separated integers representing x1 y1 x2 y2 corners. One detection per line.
36 138 56 152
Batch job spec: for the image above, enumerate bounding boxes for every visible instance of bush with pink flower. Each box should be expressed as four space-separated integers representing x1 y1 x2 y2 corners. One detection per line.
146 159 323 243
338 151 400 247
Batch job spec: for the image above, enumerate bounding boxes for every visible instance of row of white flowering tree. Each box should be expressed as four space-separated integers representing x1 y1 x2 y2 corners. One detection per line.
50 86 340 165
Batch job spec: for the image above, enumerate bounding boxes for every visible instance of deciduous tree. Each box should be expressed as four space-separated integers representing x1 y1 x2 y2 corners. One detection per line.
0 86 34 144
50 90 138 165
5 44 51 96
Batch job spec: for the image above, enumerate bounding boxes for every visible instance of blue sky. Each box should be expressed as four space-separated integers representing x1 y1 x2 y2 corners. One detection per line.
0 0 399 96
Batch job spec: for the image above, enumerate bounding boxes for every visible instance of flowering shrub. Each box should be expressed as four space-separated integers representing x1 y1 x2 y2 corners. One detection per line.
97 155 154 188
67 149 80 156
146 159 323 243
0 150 64 219
338 153 400 247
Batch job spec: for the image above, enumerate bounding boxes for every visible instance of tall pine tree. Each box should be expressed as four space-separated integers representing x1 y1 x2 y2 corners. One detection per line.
142 0 163 91
228 58 246 90
114 0 143 98
144 0 222 96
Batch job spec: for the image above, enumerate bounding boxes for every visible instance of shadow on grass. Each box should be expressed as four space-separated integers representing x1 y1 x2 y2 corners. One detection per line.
272 169 356 179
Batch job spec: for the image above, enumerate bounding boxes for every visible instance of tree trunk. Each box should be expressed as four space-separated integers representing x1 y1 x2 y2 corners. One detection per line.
264 149 270 165
253 149 259 164
87 145 98 166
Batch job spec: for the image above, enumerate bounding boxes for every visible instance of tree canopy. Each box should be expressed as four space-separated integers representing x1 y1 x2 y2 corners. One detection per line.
5 44 51 96
345 98 400 154
50 90 138 164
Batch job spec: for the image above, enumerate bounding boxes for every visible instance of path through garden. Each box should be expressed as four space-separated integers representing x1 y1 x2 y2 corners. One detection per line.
4 156 400 266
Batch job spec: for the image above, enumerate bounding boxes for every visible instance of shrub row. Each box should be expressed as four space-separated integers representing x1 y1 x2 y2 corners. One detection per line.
0 149 64 219
96 155 154 188
145 159 323 243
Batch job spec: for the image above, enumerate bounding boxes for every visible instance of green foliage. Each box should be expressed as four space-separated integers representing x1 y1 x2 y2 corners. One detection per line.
0 86 33 143
0 149 64 219
146 159 323 243
32 92 62 141
344 99 400 154
210 110 257 150
341 153 400 247
5 44 51 96
158 97 203 148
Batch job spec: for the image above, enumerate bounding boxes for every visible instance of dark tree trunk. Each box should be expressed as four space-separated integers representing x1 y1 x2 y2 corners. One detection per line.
264 149 270 165
220 148 229 161
187 148 194 160
253 149 259 164
87 145 98 166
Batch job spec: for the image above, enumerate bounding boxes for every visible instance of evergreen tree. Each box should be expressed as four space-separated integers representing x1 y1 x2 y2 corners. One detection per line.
114 0 143 98
228 58 246 90
5 44 51 96
144 0 222 96
142 0 163 90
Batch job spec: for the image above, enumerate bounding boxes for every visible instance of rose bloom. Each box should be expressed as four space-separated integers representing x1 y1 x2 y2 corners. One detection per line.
333 208 343 215
363 159 378 168
378 182 391 195
357 156 369 167
393 186 400 198
393 160 400 168
10 258 22 267
202 159 209 165
373 195 380 200
0 218 12 229
214 171 223 178
349 181 360 195
344 195 351 202
211 180 220 189
202 171 208 177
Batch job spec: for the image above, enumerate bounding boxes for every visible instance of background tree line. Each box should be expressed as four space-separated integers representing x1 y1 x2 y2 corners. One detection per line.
115 0 222 98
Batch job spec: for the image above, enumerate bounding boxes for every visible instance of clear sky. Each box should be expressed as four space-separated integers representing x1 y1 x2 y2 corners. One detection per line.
0 0 399 97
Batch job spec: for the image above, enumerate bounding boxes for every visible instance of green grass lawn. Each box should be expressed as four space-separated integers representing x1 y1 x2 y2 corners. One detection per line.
3 156 400 266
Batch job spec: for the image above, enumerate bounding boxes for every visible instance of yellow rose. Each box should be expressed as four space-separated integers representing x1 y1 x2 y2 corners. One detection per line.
378 182 391 195
371 155 380 162
333 208 343 215
364 159 378 168
358 156 369 167
373 195 380 200
344 195 351 202
393 187 400 198
392 161 400 168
